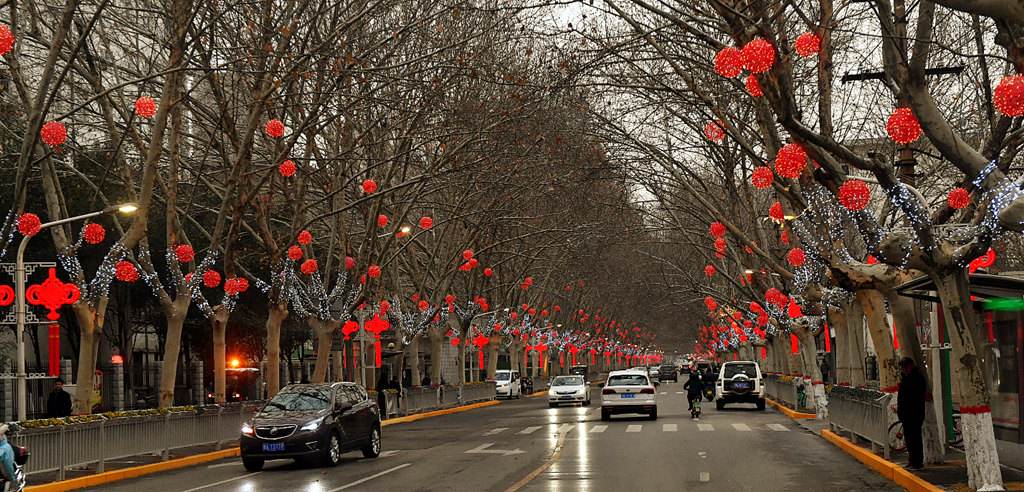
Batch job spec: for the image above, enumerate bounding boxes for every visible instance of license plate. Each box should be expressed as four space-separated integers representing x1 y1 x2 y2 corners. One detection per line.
621 393 635 399
262 442 285 452
560 396 574 400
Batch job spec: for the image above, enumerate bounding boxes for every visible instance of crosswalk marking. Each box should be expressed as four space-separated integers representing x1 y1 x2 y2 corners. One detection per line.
732 423 752 432
675 392 685 394
556 423 573 434
659 392 667 395
697 423 714 432
663 424 678 432
518 426 542 435
767 423 789 432
589 425 608 433
626 425 642 433
483 428 508 436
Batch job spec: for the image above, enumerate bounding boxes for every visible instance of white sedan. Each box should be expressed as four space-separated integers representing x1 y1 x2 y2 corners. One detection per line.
547 375 591 407
601 370 657 420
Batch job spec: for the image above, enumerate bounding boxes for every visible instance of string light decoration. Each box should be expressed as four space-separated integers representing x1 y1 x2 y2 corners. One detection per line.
704 121 725 143
994 75 1024 117
775 143 807 178
741 37 775 73
115 260 139 282
787 247 806 267
704 264 716 278
948 187 970 209
40 121 67 147
751 166 773 189
745 75 763 97
885 108 922 144
714 47 743 78
838 180 871 211
419 216 433 229
18 213 41 236
264 119 285 138
709 221 727 237
82 223 106 245
278 159 296 177
297 230 312 245
0 25 15 56
769 201 784 221
794 32 821 57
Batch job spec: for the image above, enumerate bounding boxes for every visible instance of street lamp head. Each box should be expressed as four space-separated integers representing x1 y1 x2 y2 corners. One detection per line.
117 203 139 214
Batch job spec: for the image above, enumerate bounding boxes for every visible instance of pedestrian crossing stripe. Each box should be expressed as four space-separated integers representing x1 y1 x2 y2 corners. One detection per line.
767 423 789 432
483 427 508 436
518 426 542 434
590 425 608 433
626 425 642 432
663 424 678 432
698 423 714 431
732 423 752 431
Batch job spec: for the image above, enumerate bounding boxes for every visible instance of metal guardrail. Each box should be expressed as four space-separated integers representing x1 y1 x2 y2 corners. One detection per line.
826 385 892 458
460 382 496 403
763 374 808 412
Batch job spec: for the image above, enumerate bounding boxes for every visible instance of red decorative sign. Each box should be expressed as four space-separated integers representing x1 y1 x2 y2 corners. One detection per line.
472 333 489 369
363 314 391 367
27 268 80 320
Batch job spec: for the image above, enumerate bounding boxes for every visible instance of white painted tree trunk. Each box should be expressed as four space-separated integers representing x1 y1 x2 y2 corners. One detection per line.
408 336 421 388
962 411 1004 491
828 304 851 386
846 301 867 387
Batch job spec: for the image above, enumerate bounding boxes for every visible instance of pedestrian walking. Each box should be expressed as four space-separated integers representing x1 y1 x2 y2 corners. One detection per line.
0 424 15 489
47 378 72 418
898 357 927 470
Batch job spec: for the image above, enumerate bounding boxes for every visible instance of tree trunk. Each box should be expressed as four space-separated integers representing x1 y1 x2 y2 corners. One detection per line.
158 313 186 408
487 335 501 379
795 325 826 416
458 338 468 384
331 348 342 382
828 304 851 385
266 303 288 398
847 301 867 387
71 301 105 415
933 271 1002 490
211 305 229 404
429 329 443 385
309 318 335 384
856 290 900 391
408 336 421 388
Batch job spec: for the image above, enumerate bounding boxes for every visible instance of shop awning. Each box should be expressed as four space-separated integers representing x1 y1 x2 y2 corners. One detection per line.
895 272 1024 302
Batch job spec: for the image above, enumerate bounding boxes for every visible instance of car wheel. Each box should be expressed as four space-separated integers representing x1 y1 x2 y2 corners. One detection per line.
601 409 610 421
649 408 658 420
362 425 381 458
716 400 725 411
322 432 342 466
756 399 766 411
242 457 264 472
584 399 590 406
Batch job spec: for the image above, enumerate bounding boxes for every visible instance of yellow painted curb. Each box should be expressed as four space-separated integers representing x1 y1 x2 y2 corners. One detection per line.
822 430 943 492
765 398 817 419
528 390 547 397
26 448 239 492
381 399 500 426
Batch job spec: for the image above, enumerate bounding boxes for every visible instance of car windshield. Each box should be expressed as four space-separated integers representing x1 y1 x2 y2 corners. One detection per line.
495 372 511 381
724 363 758 378
552 376 584 386
261 387 331 413
608 374 649 386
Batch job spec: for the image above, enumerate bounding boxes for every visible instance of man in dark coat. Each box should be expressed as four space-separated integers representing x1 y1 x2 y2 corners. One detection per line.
897 357 927 469
47 378 72 417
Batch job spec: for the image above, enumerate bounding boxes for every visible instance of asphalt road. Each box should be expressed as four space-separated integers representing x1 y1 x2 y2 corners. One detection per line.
86 381 900 492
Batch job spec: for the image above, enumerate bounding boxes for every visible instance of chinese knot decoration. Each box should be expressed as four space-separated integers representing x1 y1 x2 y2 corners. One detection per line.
568 344 580 366
342 320 360 369
364 314 391 367
27 268 80 321
472 333 490 369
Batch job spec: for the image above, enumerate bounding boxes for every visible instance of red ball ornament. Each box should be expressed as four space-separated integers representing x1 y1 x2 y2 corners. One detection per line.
462 249 474 260
297 229 313 245
300 259 318 275
174 244 194 263
714 47 743 78
948 187 970 209
704 264 716 278
751 166 773 189
287 245 303 261
886 107 922 144
704 121 725 143
775 143 807 178
362 179 378 194
224 277 249 295
418 300 430 311
838 180 871 211
0 24 15 57
367 264 381 279
709 221 727 238
742 37 775 74
745 74 763 97
704 296 718 311
468 258 479 268
203 269 222 288
83 223 106 245
794 32 821 57
376 214 389 228
994 75 1024 117
483 267 493 277
278 159 297 177
769 201 784 221
134 96 157 119
264 119 285 138
17 213 40 236
418 216 433 229
787 247 806 267
40 121 67 147
345 256 356 270
115 260 139 283
714 237 727 251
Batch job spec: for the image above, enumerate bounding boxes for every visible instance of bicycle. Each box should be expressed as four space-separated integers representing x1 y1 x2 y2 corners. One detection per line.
690 397 702 420
888 420 907 453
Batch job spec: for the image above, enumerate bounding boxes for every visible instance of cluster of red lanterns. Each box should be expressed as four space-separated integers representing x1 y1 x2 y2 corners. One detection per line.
82 223 106 245
520 276 534 290
264 119 285 138
713 47 744 78
0 24 15 56
203 269 222 288
297 230 313 245
300 259 318 275
751 166 773 189
287 245 303 261
838 180 871 211
713 237 727 258
741 38 776 73
886 108 922 144
768 201 784 221
704 264 716 278
994 75 1024 117
134 96 157 119
775 143 807 179
367 264 381 279
40 121 67 148
794 32 821 58
947 187 970 209
224 277 249 296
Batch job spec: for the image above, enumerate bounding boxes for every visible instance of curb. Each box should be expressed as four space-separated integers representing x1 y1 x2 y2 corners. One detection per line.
822 430 943 492
29 399 502 492
765 397 817 419
528 390 548 397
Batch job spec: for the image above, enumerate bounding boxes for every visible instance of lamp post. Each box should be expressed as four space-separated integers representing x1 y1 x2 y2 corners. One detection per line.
15 203 137 421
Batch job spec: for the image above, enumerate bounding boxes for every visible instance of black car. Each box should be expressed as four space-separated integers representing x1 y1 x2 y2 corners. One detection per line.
658 365 678 382
240 382 381 471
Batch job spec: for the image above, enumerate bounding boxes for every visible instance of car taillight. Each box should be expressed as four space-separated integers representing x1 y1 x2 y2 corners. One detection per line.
602 388 616 395
640 388 655 394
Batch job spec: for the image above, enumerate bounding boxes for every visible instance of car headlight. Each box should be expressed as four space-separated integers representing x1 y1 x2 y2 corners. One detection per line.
576 388 586 395
241 422 254 436
548 389 556 396
300 417 325 432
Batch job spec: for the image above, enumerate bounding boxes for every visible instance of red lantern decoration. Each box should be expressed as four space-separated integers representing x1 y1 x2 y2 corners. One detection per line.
174 244 194 263
886 108 922 144
115 260 139 282
300 259 318 275
483 267 493 277
866 254 878 265
203 269 222 288
450 337 461 347
714 237 727 251
775 143 807 178
704 296 718 311
742 37 775 73
838 180 871 211
969 248 997 273
704 121 725 143
994 75 1024 117
367 264 381 278
787 299 803 318
362 179 378 194
81 223 105 245
40 121 67 147
794 32 821 57
17 213 41 236
786 248 806 267
745 74 763 97
295 230 312 245
419 216 433 229
278 159 297 177
709 221 727 237
345 256 356 270
714 47 743 78
947 187 970 209
417 300 429 311
462 249 474 260
377 214 389 228
751 166 773 189
0 25 15 56
134 96 157 119
749 301 763 313
224 277 249 295
769 201 784 221
264 119 285 138
287 245 303 261
704 264 716 278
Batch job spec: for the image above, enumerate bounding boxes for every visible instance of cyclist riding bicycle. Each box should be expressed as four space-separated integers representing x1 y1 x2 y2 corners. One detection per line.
683 365 704 418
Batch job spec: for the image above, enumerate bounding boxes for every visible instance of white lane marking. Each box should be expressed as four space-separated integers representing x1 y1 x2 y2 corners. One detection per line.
378 450 401 457
626 425 642 433
205 461 238 469
767 423 789 432
556 423 573 434
698 451 708 459
659 392 668 395
180 472 262 492
464 442 525 456
519 426 542 434
697 423 714 431
484 427 508 436
732 423 752 431
589 425 608 433
663 423 678 432
675 392 685 394
699 472 711 482
329 463 413 491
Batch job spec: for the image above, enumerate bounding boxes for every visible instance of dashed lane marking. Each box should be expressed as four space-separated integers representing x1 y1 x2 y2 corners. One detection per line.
556 423 573 434
589 425 608 433
659 392 667 395
378 450 401 457
767 423 789 432
180 472 262 492
626 425 642 433
675 392 685 394
697 423 714 431
732 423 752 431
329 463 412 491
518 426 542 434
484 427 509 436
663 424 678 432
699 472 710 482
698 451 708 459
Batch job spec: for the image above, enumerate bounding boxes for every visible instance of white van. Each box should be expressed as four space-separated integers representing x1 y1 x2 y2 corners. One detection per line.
494 370 521 399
